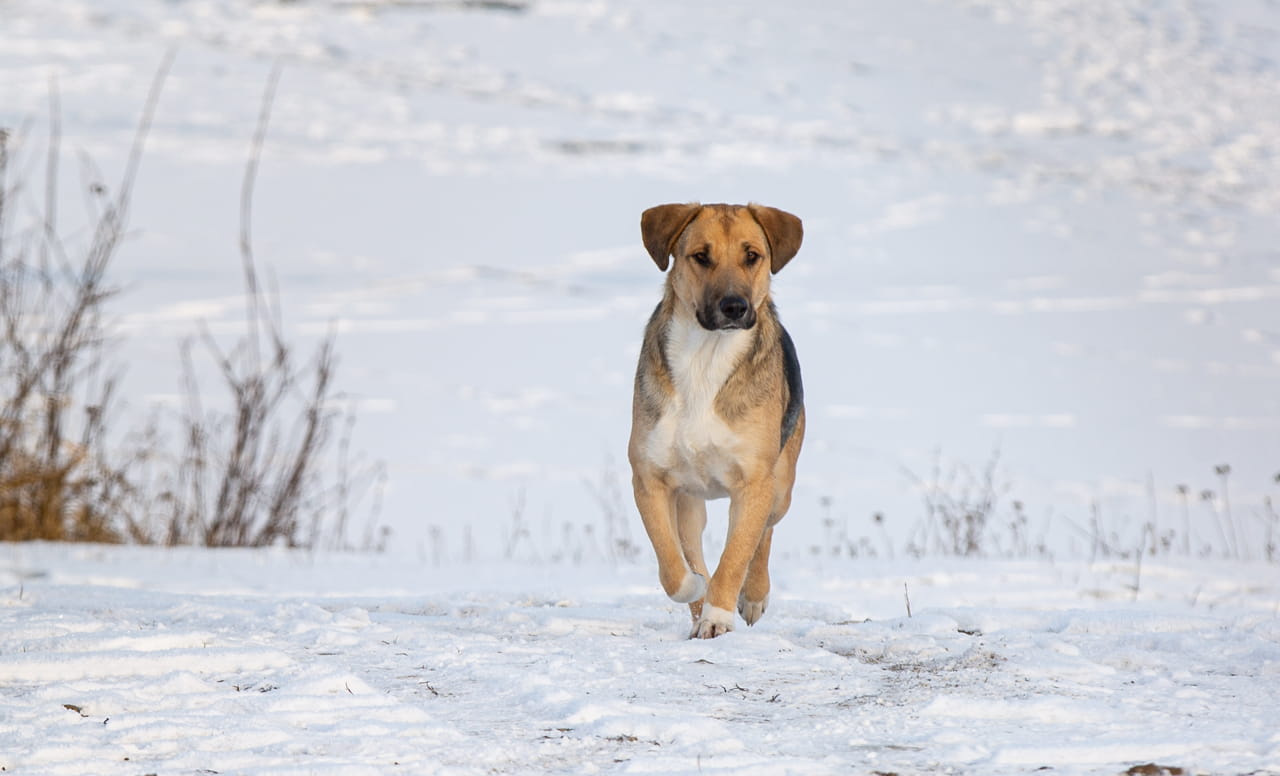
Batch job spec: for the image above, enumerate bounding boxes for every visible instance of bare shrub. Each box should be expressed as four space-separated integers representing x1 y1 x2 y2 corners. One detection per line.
147 63 373 550
0 64 169 543
903 449 1009 557
0 62 379 549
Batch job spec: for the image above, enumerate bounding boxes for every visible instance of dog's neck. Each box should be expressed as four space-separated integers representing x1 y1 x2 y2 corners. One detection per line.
663 311 756 408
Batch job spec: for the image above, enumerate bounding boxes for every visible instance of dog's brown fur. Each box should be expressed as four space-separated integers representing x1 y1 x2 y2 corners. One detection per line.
629 202 805 639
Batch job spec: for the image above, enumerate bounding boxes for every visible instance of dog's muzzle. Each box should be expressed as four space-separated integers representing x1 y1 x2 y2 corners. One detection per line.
698 295 756 330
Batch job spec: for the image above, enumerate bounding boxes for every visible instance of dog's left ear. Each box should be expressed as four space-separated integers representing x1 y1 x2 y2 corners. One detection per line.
748 204 803 274
641 203 702 271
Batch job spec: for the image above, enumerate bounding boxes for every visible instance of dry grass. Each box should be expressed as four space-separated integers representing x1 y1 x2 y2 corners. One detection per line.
845 451 1280 564
0 61 378 549
902 448 1014 558
0 62 167 543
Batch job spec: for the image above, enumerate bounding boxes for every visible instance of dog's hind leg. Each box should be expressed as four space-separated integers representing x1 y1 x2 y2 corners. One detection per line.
738 526 773 626
676 493 710 622
633 475 707 604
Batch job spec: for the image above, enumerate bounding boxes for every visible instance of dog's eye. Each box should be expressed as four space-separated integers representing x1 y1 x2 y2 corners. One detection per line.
744 250 761 266
691 251 712 267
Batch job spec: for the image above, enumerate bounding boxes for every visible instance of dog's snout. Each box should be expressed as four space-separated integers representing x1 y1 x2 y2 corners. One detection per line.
719 296 749 321
699 294 755 330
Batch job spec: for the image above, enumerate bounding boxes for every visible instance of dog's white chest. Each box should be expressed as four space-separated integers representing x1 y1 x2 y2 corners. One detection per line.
645 320 753 498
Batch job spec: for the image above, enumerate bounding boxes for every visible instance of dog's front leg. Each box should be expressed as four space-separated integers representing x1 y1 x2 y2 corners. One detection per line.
693 480 775 639
633 474 707 604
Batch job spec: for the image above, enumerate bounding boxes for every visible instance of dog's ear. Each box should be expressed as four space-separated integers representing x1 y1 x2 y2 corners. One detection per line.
641 203 702 271
748 204 803 274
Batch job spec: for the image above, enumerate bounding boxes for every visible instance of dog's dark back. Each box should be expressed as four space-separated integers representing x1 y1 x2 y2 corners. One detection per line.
779 325 803 451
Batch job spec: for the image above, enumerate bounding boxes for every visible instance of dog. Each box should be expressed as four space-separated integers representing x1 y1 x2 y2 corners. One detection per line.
629 202 805 639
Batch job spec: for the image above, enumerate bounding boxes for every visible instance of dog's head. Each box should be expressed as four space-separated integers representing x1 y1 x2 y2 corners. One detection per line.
641 203 802 331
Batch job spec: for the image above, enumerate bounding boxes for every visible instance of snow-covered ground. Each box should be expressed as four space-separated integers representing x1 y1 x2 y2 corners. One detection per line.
2 542 1279 775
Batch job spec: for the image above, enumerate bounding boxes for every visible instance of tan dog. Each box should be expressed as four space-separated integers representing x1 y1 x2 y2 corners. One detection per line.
629 202 805 639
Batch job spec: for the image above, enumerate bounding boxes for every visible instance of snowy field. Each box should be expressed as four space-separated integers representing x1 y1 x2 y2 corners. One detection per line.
2 0 1277 556
3 542 1280 775
3 1 1280 773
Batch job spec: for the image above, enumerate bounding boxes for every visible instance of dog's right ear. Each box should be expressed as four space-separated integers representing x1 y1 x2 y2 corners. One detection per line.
641 203 702 271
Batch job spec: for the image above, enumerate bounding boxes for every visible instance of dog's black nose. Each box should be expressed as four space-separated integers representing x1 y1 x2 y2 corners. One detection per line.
719 296 749 321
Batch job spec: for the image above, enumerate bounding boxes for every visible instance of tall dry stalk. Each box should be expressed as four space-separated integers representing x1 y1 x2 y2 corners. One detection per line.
165 62 368 549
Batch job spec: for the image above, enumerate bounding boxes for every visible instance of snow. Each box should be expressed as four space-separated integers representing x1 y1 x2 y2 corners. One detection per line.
3 543 1279 774
2 0 1278 558
3 0 1280 771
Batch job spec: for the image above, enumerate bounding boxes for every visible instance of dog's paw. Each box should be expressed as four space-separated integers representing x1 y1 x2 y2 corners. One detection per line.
668 571 707 604
737 593 769 626
689 605 735 639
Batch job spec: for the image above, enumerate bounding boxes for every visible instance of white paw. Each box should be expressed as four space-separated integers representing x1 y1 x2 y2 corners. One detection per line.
689 605 735 639
669 571 707 604
737 593 769 626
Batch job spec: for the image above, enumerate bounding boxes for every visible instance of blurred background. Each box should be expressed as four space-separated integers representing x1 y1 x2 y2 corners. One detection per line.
2 0 1278 561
